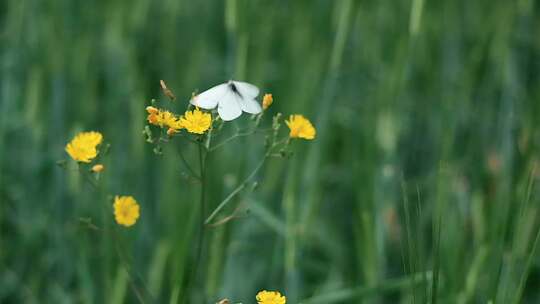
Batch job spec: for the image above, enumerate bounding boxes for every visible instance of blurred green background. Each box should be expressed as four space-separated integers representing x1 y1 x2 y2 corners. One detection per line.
2 0 540 303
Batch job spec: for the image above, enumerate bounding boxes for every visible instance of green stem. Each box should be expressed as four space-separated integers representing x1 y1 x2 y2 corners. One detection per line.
299 272 433 304
209 128 271 152
512 225 540 304
184 142 207 303
204 135 288 225
177 146 200 180
204 155 267 225
209 131 255 151
77 165 151 303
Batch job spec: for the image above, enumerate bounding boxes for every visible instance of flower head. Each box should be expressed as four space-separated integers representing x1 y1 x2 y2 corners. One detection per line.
256 290 286 304
65 131 103 163
179 108 211 134
146 106 159 115
113 196 140 227
147 107 183 131
285 115 316 140
262 94 273 110
91 164 105 173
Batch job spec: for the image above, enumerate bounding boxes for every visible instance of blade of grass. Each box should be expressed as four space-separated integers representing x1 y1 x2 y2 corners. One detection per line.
299 272 433 304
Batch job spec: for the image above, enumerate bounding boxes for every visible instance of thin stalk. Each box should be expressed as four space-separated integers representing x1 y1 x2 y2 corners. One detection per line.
504 163 537 302
299 272 433 304
204 155 267 225
431 214 442 304
177 146 200 180
401 179 417 303
511 165 539 304
416 185 428 302
183 142 207 303
209 128 271 152
77 166 152 303
512 225 540 304
204 136 287 226
209 131 255 151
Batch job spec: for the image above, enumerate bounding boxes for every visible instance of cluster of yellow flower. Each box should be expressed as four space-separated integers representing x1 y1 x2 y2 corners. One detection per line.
64 86 316 230
146 93 315 140
146 106 183 131
146 106 213 135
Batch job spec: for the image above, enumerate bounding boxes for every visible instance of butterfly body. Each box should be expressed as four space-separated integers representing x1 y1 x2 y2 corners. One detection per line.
228 81 243 98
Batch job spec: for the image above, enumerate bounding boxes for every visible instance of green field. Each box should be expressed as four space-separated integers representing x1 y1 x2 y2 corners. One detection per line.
2 0 540 303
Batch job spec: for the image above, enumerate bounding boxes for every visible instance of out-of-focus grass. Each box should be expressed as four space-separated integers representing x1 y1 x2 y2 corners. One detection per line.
2 0 540 303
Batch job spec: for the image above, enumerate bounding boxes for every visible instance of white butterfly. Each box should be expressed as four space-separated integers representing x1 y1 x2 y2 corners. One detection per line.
190 80 262 121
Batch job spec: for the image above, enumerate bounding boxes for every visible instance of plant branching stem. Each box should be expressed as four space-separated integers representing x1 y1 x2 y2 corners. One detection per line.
209 128 272 152
204 135 289 225
204 154 267 225
177 146 200 180
184 142 207 303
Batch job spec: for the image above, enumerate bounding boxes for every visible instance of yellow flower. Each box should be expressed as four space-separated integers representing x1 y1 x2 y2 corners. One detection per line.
146 107 183 131
262 94 273 110
91 164 105 173
179 108 211 134
256 290 286 304
146 106 159 115
113 196 140 227
65 131 103 163
285 115 316 140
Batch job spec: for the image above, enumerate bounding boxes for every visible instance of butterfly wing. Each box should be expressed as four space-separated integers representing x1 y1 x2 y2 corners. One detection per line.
217 90 243 121
231 81 260 99
190 83 229 109
238 97 262 114
231 80 261 114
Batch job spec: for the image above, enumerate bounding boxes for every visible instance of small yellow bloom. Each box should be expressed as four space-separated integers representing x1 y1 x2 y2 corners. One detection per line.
65 131 103 163
179 108 211 134
113 196 140 227
146 106 159 115
285 115 316 140
146 107 183 131
91 164 105 173
262 94 273 110
256 290 286 304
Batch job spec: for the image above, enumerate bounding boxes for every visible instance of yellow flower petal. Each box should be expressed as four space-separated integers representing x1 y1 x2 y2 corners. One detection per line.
65 131 103 163
146 107 184 131
179 108 211 134
146 106 159 115
285 115 316 140
256 290 286 304
113 196 140 227
91 164 105 172
262 94 273 110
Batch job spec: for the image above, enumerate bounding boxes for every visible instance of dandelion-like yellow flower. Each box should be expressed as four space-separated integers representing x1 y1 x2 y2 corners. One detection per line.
179 108 211 134
256 290 286 304
113 196 140 227
146 107 183 131
262 94 273 110
65 131 103 163
91 164 105 173
285 115 316 140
